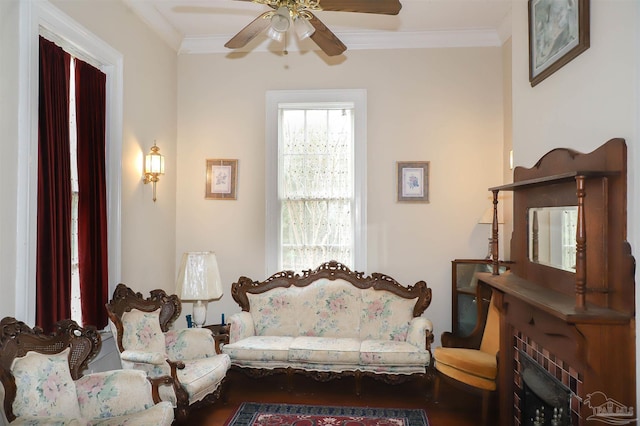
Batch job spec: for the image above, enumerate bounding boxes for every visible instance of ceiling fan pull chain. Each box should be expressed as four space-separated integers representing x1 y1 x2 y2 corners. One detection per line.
283 30 288 55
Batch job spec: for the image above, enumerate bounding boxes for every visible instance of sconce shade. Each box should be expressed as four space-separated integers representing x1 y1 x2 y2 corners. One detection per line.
145 144 165 176
143 142 164 202
175 252 223 302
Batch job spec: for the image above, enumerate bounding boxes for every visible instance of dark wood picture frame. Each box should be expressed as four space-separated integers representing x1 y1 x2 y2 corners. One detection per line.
528 0 590 87
205 159 237 200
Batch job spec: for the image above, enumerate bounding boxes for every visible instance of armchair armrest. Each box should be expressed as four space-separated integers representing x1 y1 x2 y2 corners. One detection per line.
165 328 217 360
148 375 175 404
227 312 255 343
120 349 166 365
406 317 434 351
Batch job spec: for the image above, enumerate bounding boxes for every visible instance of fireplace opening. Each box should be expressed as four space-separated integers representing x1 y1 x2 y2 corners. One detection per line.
519 350 571 426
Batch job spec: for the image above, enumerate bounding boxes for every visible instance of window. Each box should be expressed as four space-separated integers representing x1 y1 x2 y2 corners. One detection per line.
17 1 123 327
266 90 367 275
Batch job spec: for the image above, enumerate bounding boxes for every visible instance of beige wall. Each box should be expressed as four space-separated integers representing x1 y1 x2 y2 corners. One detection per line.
0 0 178 323
0 0 21 317
176 48 505 335
509 0 639 409
50 0 178 295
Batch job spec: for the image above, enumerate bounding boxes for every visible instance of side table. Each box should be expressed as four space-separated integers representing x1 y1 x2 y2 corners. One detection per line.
204 324 229 353
204 323 229 336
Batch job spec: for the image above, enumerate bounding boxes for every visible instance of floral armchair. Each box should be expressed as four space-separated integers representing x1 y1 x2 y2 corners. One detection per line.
105 284 230 422
0 317 174 425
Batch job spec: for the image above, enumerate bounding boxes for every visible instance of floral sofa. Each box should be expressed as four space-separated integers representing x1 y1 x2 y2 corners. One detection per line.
222 261 434 393
0 317 174 426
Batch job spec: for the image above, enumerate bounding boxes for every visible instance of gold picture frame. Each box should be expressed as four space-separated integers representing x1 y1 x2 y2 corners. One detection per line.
528 0 590 87
397 161 429 203
205 159 237 200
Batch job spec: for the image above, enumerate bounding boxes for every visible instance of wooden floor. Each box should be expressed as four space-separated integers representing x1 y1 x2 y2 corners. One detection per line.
185 369 498 425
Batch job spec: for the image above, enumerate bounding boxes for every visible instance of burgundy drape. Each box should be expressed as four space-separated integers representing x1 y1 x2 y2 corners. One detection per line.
75 59 109 329
37 37 72 331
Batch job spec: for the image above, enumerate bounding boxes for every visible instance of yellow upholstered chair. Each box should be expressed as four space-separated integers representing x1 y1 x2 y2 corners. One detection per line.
433 291 500 425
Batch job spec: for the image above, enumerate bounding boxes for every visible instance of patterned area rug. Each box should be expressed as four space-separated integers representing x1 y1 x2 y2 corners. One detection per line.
224 402 430 426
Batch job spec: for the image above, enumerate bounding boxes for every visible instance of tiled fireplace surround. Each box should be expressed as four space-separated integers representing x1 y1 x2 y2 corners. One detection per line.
512 329 583 425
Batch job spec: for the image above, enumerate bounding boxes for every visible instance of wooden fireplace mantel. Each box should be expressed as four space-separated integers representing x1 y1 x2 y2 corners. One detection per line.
478 139 636 425
476 271 630 325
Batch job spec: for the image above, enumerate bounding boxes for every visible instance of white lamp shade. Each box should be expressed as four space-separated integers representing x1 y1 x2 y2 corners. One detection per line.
175 251 223 301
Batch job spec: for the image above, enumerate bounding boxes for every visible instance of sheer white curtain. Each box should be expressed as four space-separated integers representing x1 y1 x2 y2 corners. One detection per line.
280 107 354 272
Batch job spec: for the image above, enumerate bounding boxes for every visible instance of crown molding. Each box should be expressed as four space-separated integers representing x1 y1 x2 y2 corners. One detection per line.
180 29 505 55
123 0 513 55
122 0 183 51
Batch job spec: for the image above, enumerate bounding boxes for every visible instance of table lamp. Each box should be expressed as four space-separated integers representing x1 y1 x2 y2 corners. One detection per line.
175 251 223 328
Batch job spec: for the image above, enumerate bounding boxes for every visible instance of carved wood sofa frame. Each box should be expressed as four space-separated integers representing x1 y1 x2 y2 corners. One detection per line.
228 261 434 394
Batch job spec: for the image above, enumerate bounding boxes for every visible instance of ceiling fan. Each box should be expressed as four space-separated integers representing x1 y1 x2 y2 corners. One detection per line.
224 0 402 56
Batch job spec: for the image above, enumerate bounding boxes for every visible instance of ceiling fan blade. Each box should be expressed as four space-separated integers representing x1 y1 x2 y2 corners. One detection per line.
224 12 272 49
317 0 401 15
308 14 347 56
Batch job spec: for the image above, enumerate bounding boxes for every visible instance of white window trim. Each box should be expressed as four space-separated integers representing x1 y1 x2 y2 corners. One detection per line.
265 89 367 276
16 0 123 325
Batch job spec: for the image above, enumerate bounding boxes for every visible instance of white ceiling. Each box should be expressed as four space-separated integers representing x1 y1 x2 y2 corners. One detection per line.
123 0 513 55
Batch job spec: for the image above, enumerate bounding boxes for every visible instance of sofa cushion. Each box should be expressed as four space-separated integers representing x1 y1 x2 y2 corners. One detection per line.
360 288 417 341
88 402 174 425
435 361 497 391
177 354 231 402
11 348 82 419
297 279 361 338
288 337 361 364
75 370 156 419
11 417 88 425
248 288 300 336
121 308 166 354
223 336 294 362
360 340 430 366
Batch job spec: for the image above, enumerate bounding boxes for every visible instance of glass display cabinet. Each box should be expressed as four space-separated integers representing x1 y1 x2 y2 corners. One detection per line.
452 259 510 337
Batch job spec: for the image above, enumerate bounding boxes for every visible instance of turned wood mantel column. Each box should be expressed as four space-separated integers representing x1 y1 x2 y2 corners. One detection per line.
491 189 500 275
575 175 587 310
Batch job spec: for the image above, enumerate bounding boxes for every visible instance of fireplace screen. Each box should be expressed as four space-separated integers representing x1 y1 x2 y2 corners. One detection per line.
519 350 571 426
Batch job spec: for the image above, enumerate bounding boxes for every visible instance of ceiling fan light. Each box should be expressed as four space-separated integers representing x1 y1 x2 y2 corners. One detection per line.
270 7 290 33
266 26 285 42
294 17 315 40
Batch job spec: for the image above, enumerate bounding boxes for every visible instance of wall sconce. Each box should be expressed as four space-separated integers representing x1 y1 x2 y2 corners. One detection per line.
175 251 223 328
143 142 164 202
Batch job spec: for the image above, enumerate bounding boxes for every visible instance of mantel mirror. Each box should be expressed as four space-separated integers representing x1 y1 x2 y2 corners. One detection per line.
528 206 578 273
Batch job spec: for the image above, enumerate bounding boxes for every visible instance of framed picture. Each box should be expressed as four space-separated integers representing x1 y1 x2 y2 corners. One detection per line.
205 159 237 200
397 161 429 203
528 0 590 87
